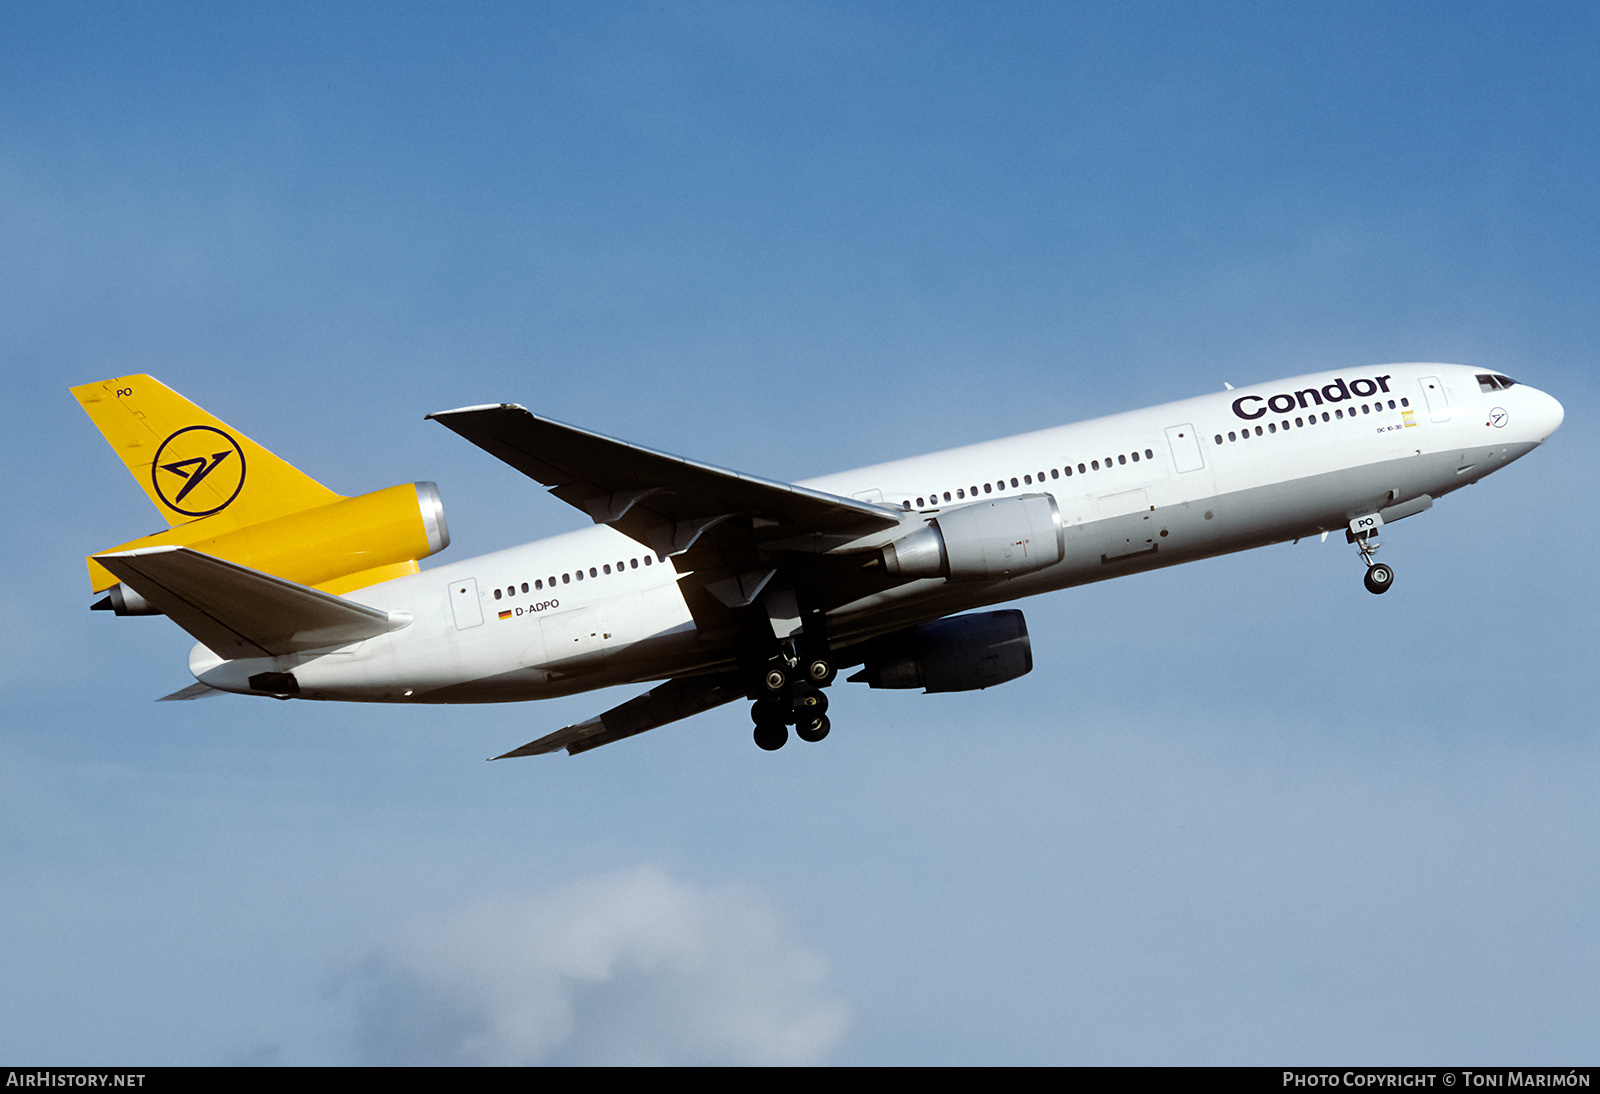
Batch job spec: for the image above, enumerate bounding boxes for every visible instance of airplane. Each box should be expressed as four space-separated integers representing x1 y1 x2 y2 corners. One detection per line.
74 363 1563 757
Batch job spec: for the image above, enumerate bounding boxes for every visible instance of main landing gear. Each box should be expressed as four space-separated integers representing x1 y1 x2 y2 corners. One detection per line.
1348 515 1395 595
749 650 835 751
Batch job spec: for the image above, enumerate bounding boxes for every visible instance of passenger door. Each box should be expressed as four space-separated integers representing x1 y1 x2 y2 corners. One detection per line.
449 578 483 630
1165 424 1205 473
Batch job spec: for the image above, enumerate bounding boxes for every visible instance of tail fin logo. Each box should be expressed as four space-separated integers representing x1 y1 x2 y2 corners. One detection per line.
152 426 247 517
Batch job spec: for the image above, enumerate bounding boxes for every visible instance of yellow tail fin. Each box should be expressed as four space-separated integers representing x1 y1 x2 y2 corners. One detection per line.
74 376 449 595
70 375 340 529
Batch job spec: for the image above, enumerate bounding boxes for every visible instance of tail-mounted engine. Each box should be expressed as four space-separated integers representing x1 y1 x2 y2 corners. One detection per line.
92 482 450 613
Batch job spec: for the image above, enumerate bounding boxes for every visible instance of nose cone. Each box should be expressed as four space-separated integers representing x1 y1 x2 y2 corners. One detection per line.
1523 386 1565 442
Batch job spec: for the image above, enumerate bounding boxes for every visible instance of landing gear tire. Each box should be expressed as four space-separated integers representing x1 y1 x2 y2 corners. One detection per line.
1364 563 1394 595
802 656 836 686
753 720 789 751
751 698 787 725
796 714 831 743
759 665 789 696
791 689 828 718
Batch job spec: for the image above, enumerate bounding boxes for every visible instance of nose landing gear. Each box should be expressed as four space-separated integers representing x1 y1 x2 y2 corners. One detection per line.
1347 513 1395 595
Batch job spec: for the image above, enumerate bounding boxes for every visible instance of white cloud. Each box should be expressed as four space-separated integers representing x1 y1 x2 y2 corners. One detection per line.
344 865 850 1065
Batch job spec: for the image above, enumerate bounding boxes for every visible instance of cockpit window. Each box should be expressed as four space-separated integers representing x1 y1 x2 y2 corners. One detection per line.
1477 374 1498 393
1494 374 1517 388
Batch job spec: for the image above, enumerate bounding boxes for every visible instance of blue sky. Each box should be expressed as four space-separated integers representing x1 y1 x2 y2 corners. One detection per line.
2 2 1597 1064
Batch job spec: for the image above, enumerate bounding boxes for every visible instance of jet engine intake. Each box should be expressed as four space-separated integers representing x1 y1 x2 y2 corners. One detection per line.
849 610 1032 692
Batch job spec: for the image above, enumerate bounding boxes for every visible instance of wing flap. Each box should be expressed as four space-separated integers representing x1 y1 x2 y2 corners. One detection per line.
95 546 407 659
493 673 744 758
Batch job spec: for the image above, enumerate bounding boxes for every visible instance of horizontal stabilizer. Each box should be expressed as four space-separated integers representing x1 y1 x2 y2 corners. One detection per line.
494 673 744 758
95 546 408 660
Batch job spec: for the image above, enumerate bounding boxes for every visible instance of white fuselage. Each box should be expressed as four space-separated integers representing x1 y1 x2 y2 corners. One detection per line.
189 363 1564 702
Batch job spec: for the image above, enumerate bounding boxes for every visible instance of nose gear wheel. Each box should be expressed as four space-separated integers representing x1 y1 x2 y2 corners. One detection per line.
1349 523 1396 596
1364 562 1394 594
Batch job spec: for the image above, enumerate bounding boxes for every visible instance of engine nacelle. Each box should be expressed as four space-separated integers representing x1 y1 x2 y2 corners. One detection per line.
88 481 450 599
849 610 1032 692
880 494 1064 580
93 582 160 616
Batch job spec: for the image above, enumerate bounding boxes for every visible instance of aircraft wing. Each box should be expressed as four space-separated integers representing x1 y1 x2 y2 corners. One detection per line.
426 405 901 560
427 405 910 633
95 546 409 659
158 681 221 701
493 672 746 758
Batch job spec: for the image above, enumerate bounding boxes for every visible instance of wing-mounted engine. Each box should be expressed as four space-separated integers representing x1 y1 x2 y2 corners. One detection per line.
848 610 1032 692
878 494 1064 580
